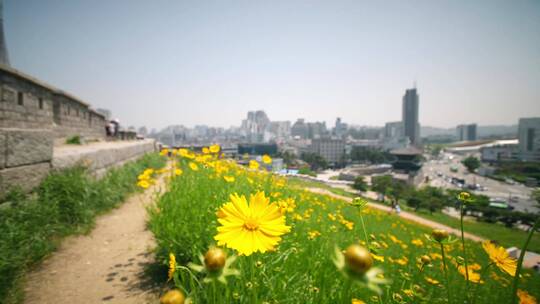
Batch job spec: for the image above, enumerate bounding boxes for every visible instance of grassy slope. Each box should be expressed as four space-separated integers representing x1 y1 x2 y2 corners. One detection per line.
0 153 166 304
288 177 540 253
149 158 540 303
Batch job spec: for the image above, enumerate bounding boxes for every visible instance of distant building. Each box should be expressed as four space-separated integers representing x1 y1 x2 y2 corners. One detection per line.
241 110 270 143
334 117 348 138
269 121 291 141
238 143 278 156
402 88 420 146
457 124 477 141
518 117 540 162
385 121 403 138
291 119 309 139
310 138 345 166
390 146 423 173
480 143 518 163
307 121 327 139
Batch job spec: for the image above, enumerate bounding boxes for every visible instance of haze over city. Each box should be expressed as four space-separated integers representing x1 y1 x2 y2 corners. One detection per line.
5 0 540 130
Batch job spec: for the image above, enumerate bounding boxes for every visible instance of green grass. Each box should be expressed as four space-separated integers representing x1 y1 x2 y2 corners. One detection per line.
149 157 540 303
289 178 540 253
410 210 540 253
0 153 166 303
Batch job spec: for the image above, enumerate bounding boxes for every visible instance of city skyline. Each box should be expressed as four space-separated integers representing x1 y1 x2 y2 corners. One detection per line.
4 0 540 130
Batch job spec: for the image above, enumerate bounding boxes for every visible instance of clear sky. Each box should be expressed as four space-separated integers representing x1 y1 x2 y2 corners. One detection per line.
5 0 540 130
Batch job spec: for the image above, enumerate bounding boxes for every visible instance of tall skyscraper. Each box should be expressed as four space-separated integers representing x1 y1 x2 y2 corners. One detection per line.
518 117 540 162
456 124 477 141
0 0 9 66
402 88 420 146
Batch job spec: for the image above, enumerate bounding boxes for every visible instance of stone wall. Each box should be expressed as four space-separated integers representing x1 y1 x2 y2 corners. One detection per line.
0 128 53 194
0 64 106 141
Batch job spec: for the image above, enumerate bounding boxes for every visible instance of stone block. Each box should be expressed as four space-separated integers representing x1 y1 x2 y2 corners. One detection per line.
0 132 5 169
0 162 50 195
3 128 54 167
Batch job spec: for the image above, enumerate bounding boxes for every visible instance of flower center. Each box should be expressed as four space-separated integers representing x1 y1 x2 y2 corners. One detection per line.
243 218 259 231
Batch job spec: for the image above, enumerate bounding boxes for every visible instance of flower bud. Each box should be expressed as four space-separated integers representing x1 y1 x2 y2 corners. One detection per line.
431 229 449 242
420 255 432 264
160 289 185 304
344 244 373 274
204 247 226 272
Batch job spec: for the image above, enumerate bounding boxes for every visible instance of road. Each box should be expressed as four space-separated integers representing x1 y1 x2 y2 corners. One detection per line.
422 152 539 213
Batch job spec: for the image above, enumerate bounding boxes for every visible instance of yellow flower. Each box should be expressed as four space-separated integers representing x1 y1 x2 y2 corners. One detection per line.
262 154 272 164
482 241 517 276
168 253 176 281
352 299 366 304
425 276 440 285
458 191 471 202
189 162 199 171
308 230 321 240
372 253 385 263
174 168 183 176
458 265 482 283
411 239 424 247
517 289 537 304
223 175 235 183
160 289 185 304
160 148 169 156
214 192 291 256
137 180 150 189
249 160 260 170
209 144 220 153
202 147 210 154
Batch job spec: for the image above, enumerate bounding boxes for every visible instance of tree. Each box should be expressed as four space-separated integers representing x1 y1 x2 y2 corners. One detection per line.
300 152 328 171
462 156 481 173
352 176 368 192
371 175 393 201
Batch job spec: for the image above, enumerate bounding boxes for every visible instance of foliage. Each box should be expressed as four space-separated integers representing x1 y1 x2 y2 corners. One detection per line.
407 186 447 214
298 167 317 177
350 147 393 164
461 156 481 173
0 153 166 303
352 176 368 192
300 152 328 171
494 161 540 183
148 155 540 303
65 135 82 145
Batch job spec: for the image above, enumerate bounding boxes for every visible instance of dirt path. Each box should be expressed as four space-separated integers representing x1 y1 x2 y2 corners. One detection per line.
23 172 168 304
307 187 486 242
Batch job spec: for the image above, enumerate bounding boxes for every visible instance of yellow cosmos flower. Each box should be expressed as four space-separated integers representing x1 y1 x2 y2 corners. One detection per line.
160 148 169 156
202 147 210 154
372 253 385 263
262 154 272 164
189 162 199 171
425 276 440 285
174 168 183 176
458 265 482 283
308 230 321 240
214 191 291 256
168 253 176 281
223 175 235 183
209 144 220 153
411 239 424 247
482 241 517 276
137 180 150 189
249 160 260 170
517 289 537 304
352 299 366 304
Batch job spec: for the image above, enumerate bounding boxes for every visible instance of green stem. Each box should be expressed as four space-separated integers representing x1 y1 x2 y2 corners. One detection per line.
440 243 452 304
471 262 492 304
510 217 540 304
359 213 370 251
460 203 470 299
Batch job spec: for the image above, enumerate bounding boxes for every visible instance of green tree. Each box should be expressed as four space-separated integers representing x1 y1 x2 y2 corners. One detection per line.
371 175 393 201
300 152 328 171
533 189 540 207
352 176 368 192
462 156 481 173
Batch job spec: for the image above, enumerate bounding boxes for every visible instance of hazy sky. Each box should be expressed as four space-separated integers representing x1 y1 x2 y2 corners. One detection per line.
5 0 540 130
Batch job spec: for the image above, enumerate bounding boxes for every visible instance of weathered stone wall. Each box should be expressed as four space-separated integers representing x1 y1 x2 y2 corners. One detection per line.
0 128 53 194
0 64 106 141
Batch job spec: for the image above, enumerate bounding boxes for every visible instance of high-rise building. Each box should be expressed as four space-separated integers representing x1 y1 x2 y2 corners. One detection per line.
384 121 403 138
310 138 345 166
456 124 477 141
0 0 10 66
518 117 540 162
334 117 348 138
291 119 309 139
402 88 420 146
241 110 270 143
